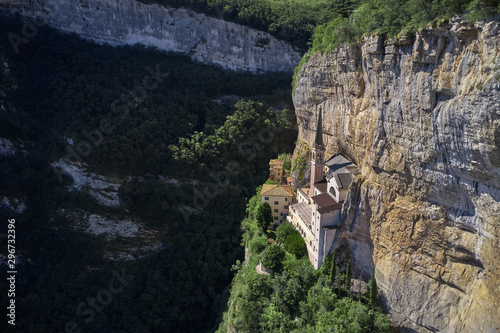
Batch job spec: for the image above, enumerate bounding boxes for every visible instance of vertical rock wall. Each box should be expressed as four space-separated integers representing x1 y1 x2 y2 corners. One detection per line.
1 0 301 72
293 16 500 332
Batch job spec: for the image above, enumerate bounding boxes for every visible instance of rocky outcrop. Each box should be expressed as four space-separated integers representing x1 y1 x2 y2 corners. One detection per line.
293 16 500 332
1 0 301 72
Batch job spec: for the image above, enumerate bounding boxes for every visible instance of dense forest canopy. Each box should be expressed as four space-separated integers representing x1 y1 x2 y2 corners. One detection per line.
1 15 294 176
0 15 296 333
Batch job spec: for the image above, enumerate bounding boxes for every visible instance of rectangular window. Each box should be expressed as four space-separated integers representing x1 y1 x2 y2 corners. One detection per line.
274 216 278 220
274 201 278 205
284 205 289 209
285 198 288 201
274 209 278 213
265 197 269 200
280 213 283 216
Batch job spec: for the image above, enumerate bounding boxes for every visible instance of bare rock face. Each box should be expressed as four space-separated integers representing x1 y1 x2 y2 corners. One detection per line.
1 0 301 73
293 16 500 332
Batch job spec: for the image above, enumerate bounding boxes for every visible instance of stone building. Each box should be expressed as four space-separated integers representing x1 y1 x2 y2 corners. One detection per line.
289 109 359 268
269 159 284 183
260 184 293 226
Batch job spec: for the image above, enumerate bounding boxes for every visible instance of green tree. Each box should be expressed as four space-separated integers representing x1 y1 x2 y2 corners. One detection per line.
373 309 392 332
369 268 378 306
256 202 273 233
246 185 262 219
265 178 277 184
278 153 292 171
315 298 372 333
327 0 356 19
249 234 268 255
276 221 296 244
330 251 337 287
262 244 286 272
283 232 307 258
344 258 352 293
260 301 294 332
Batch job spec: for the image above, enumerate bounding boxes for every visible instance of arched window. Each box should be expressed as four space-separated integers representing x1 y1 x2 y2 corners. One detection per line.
329 186 337 198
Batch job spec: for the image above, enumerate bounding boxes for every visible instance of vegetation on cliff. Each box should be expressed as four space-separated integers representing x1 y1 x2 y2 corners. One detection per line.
310 0 499 53
293 0 500 90
140 0 349 50
144 0 499 54
216 188 391 332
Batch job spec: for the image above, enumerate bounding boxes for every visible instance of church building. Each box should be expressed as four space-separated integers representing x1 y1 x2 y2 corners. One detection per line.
288 109 359 269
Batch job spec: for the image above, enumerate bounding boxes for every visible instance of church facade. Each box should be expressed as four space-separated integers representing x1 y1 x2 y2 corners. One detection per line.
288 109 359 269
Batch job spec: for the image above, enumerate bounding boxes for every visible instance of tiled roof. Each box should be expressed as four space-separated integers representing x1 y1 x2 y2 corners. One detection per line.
298 187 311 197
290 202 312 227
261 184 293 197
325 153 355 173
326 172 354 189
314 179 328 193
281 185 294 196
269 159 284 166
338 172 353 189
311 193 343 214
325 153 358 189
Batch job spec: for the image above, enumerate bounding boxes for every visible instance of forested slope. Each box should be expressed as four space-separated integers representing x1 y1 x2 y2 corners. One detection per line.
0 16 296 333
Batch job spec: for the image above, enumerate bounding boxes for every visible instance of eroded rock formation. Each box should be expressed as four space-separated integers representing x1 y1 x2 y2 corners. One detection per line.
293 16 500 332
1 0 301 72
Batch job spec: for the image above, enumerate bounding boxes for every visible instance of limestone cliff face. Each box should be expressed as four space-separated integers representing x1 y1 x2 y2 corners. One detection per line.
1 0 301 72
293 16 500 332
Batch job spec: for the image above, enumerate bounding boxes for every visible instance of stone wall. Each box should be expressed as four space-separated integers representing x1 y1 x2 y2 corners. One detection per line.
293 16 500 332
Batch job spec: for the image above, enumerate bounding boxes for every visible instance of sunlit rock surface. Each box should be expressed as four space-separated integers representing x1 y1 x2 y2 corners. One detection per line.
293 16 500 332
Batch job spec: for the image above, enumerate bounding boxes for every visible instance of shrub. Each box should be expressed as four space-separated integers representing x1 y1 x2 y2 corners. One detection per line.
276 221 296 244
262 244 286 272
283 232 307 258
249 234 268 255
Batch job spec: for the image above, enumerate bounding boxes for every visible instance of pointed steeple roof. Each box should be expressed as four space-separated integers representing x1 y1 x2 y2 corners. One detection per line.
314 107 323 147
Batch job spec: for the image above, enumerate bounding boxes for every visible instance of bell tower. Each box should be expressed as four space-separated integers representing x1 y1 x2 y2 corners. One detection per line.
310 108 325 194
